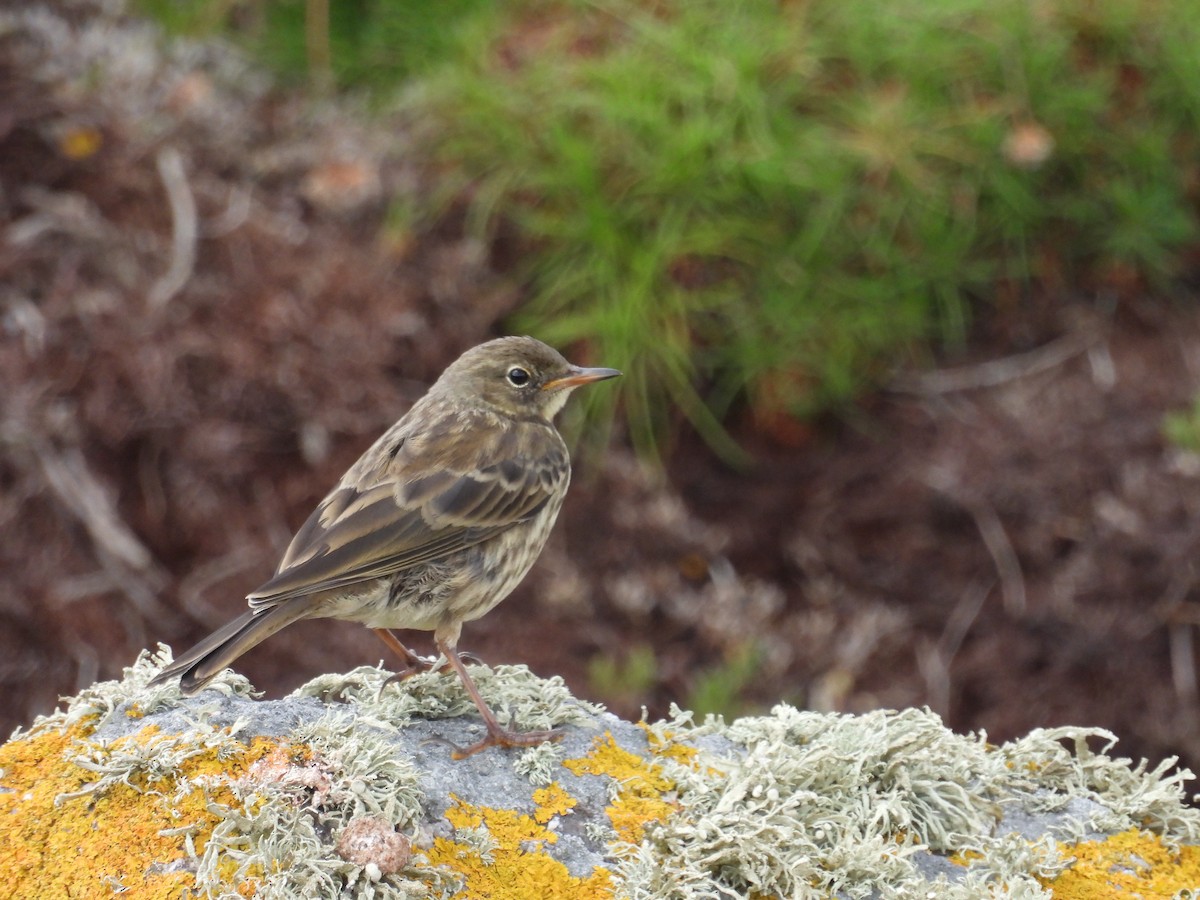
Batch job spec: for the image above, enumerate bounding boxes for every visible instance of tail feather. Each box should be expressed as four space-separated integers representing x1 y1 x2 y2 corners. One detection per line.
150 598 318 695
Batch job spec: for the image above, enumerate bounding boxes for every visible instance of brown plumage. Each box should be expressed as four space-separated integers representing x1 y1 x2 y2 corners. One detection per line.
151 336 620 757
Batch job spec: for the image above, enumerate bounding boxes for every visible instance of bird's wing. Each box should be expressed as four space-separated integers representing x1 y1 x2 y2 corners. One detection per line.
247 420 566 608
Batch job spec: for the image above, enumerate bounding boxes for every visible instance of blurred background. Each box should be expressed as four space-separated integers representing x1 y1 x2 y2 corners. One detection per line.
4 0 1200 778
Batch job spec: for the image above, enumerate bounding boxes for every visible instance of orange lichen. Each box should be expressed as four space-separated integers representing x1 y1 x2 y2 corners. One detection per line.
427 793 613 899
0 722 281 899
57 125 104 160
948 848 984 866
642 725 701 768
425 733 694 895
532 782 577 825
1040 829 1200 898
564 732 680 844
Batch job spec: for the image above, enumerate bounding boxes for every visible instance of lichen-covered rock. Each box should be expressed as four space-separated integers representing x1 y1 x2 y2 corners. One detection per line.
2 648 1199 899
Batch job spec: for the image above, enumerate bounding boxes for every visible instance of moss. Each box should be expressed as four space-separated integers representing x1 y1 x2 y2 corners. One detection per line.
1042 828 1200 898
0 721 278 899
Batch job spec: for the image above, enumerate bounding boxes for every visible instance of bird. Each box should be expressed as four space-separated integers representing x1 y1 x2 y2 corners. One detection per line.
151 336 620 758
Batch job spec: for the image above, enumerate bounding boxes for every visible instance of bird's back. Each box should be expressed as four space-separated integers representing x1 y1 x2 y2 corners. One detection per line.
246 400 571 633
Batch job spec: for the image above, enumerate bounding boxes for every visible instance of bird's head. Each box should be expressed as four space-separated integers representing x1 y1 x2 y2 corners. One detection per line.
435 336 621 420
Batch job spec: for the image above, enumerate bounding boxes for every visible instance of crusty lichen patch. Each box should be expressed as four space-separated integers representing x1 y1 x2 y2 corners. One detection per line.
564 732 682 844
611 707 1200 899
1041 828 1200 898
421 731 694 896
426 791 613 899
6 650 1200 899
531 782 578 824
1 649 439 900
0 720 278 899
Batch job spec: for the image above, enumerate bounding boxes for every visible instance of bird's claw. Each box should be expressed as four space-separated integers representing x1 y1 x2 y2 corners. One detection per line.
421 725 563 759
385 650 485 683
376 650 488 700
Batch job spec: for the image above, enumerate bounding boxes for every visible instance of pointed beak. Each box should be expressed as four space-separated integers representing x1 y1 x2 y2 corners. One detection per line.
542 365 622 392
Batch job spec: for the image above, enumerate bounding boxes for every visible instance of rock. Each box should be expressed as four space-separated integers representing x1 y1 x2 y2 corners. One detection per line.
2 648 1199 898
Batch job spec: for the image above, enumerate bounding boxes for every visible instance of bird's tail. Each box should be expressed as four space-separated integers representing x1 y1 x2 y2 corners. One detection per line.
150 597 317 695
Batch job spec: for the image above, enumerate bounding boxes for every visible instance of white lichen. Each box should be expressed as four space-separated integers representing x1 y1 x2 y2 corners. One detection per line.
11 649 1200 899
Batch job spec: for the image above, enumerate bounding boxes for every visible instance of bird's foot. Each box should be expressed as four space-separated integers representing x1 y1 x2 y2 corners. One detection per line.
372 629 480 679
425 724 563 760
378 651 486 700
383 650 484 683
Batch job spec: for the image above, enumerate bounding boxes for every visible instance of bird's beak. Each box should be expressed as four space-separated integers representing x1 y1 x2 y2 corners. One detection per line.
542 365 622 392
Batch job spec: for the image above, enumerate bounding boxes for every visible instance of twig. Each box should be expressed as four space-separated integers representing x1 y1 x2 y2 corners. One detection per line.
938 577 992 661
925 470 1026 615
890 330 1103 395
203 183 253 238
147 146 197 309
176 546 260 626
1142 568 1198 636
918 578 993 716
35 442 170 619
1170 623 1198 707
970 498 1025 615
38 446 155 573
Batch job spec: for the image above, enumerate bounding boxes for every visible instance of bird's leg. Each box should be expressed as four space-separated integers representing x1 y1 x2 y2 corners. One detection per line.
375 628 455 692
374 628 484 683
435 636 561 759
373 628 436 678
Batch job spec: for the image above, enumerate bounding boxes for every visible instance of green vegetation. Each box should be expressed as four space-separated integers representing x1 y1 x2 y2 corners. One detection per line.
135 0 497 85
685 641 764 719
410 0 1200 455
142 0 1200 456
588 641 765 720
587 644 658 710
1164 396 1200 453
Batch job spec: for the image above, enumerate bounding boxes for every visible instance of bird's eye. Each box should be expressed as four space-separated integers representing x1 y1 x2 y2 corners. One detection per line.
506 367 531 387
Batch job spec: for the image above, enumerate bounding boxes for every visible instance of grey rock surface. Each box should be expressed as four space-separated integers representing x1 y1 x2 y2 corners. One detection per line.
8 648 1200 900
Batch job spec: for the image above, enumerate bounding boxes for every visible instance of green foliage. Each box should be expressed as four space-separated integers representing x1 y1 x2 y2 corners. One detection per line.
588 644 658 709
407 0 1200 455
685 642 763 720
588 642 764 720
139 0 1200 456
136 0 498 86
1164 396 1200 454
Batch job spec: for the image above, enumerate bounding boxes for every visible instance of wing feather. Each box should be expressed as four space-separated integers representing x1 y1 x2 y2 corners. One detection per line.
248 414 566 608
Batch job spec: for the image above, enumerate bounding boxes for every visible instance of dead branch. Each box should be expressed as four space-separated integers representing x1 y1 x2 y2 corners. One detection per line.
35 442 171 619
918 578 992 716
890 329 1104 395
925 469 1026 615
147 146 197 309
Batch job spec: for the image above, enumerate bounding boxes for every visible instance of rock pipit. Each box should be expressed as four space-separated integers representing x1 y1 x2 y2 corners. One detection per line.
152 336 620 757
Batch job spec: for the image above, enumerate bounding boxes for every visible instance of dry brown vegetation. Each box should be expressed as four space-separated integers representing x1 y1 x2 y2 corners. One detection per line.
5 1 1200 785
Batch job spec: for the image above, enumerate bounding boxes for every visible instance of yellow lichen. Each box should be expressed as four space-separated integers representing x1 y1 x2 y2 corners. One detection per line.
424 733 691 895
948 848 985 866
564 732 680 844
58 125 104 160
427 793 613 899
532 782 577 825
642 724 701 768
1041 829 1200 898
0 722 280 899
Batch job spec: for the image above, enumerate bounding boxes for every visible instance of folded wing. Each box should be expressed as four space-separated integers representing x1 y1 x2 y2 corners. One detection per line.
248 419 566 608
